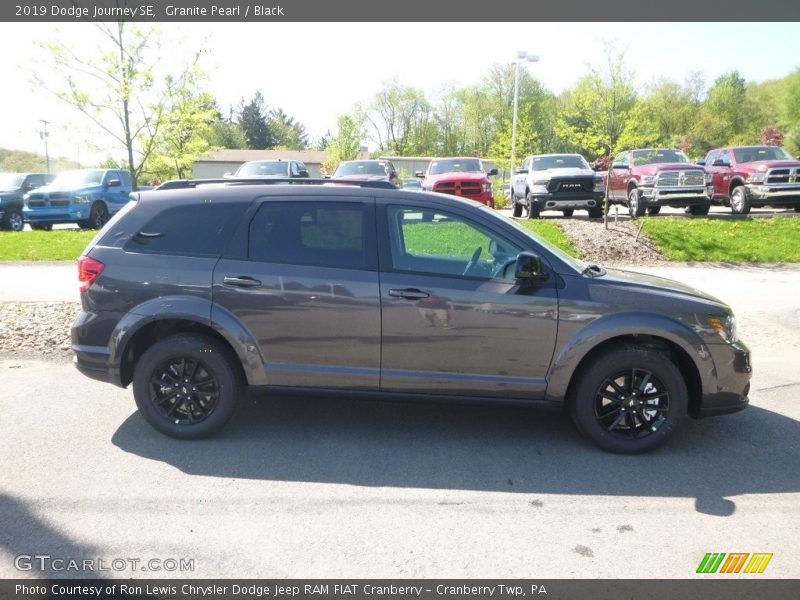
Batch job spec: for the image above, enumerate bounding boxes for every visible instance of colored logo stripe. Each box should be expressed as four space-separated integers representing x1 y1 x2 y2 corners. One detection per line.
744 553 773 573
697 553 773 574
697 553 726 573
719 553 749 573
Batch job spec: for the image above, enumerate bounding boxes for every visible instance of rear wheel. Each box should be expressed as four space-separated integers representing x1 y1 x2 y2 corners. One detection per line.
628 188 645 219
512 200 523 218
688 203 710 216
2 208 24 231
132 333 243 439
646 206 661 216
30 224 52 231
569 346 687 454
562 209 574 217
793 206 800 213
730 186 750 215
89 202 109 229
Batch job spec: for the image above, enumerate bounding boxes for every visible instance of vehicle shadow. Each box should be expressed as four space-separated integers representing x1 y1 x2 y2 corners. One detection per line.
112 395 800 517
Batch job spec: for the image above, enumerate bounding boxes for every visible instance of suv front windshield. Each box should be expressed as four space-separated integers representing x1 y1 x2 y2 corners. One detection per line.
0 173 25 189
51 170 105 187
428 159 483 175
235 161 289 177
334 161 387 177
733 147 794 163
532 155 589 170
632 149 690 165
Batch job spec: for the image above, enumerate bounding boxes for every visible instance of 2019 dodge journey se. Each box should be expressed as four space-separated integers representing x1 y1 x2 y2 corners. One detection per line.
72 177 751 453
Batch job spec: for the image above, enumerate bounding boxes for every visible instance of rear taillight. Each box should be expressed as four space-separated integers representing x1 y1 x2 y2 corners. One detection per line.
78 256 105 292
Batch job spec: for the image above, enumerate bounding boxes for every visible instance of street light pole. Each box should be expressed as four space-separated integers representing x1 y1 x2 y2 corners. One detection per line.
38 119 51 174
510 51 539 178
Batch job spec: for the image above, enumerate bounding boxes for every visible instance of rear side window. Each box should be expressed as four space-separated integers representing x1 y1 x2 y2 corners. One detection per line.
248 202 367 269
123 202 248 257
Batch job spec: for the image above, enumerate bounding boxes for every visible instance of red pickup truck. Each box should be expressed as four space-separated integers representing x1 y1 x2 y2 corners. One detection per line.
608 148 713 218
416 157 497 208
699 146 800 214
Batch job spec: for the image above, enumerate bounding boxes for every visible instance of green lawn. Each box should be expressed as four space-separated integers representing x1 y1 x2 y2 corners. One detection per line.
0 230 95 261
517 220 581 257
642 217 800 262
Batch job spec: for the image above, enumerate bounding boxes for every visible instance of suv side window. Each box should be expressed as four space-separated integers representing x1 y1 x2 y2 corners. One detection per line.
613 152 628 167
290 162 300 176
718 150 731 166
522 157 531 171
123 202 248 257
119 170 131 187
386 207 521 280
705 151 717 165
249 201 368 270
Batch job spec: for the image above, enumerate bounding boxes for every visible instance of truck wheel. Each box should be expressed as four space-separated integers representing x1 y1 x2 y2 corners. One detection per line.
526 194 541 219
569 345 687 454
512 200 523 218
132 333 243 440
30 224 53 231
588 206 603 219
628 188 645 219
561 209 574 217
688 204 710 216
2 208 24 232
89 202 109 229
646 206 661 216
794 206 800 213
730 186 750 215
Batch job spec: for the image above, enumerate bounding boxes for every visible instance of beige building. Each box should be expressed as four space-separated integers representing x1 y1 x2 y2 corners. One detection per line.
192 149 373 179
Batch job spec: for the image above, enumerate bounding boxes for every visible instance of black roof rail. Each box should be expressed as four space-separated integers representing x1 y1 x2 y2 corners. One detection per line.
154 177 398 191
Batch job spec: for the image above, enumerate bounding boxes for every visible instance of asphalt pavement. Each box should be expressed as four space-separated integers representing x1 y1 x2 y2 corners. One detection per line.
1 262 799 578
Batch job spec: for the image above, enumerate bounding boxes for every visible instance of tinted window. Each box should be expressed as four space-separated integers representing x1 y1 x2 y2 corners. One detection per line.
249 202 367 269
532 155 589 170
387 207 520 280
124 202 248 256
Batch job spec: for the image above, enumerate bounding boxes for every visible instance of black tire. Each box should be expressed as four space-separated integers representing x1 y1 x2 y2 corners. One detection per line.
588 206 603 219
794 206 800 213
526 193 541 219
30 224 53 231
646 206 661 216
132 333 243 439
688 203 710 216
730 186 750 215
512 200 523 218
89 202 109 229
562 209 574 217
2 208 24 232
628 188 645 219
77 220 93 230
569 346 688 454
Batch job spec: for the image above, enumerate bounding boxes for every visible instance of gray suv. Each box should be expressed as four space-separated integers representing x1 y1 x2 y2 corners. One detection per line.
72 179 751 453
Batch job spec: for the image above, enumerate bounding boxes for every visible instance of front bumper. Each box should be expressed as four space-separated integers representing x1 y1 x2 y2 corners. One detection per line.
696 340 752 417
527 191 605 210
638 185 713 207
23 205 90 225
746 183 800 203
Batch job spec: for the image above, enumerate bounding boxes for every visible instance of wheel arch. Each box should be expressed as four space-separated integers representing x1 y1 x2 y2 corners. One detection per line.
728 177 746 196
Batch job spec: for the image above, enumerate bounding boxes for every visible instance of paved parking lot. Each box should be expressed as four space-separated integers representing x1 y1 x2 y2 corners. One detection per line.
1 263 799 579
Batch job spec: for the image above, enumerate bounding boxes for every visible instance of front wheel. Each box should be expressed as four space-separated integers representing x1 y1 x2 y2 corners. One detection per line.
628 188 645 219
2 208 24 231
794 206 800 213
588 206 603 219
561 209 574 217
132 333 243 439
688 204 710 216
89 202 109 229
730 186 750 215
646 206 661 216
30 224 53 231
512 200 523 218
569 346 687 454
526 193 541 219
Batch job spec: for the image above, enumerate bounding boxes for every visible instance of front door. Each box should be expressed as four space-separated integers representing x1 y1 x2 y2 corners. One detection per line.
377 201 558 399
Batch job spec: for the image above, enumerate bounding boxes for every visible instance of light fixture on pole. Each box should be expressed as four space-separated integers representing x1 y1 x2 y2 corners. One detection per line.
38 119 51 174
511 51 539 177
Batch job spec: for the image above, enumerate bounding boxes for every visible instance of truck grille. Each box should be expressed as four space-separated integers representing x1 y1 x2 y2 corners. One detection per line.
657 170 704 187
50 199 70 207
766 168 799 184
27 200 46 208
547 178 593 194
433 181 482 197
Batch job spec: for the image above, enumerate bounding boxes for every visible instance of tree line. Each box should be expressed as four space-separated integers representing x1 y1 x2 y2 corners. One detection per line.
34 24 800 186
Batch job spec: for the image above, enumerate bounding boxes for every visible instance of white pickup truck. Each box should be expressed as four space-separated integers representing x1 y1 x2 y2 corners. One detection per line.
510 153 606 218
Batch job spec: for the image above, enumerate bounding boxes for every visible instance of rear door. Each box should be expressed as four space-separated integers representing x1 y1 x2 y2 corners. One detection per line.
212 196 381 390
377 199 558 399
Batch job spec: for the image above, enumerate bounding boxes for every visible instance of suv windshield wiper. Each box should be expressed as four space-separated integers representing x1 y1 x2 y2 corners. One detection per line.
581 263 606 277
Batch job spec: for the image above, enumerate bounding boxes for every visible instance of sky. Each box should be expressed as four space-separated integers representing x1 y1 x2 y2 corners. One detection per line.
1 21 799 165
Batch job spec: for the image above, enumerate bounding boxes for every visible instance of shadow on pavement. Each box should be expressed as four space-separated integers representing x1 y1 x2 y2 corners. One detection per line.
112 394 800 517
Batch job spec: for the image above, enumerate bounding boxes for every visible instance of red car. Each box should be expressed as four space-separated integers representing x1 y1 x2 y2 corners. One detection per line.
700 146 800 214
416 157 497 207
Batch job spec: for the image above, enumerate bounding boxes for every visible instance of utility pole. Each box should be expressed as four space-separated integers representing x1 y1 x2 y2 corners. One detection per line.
38 120 51 174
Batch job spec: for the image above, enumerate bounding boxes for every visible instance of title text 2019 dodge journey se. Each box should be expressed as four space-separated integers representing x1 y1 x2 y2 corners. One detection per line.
72 178 751 453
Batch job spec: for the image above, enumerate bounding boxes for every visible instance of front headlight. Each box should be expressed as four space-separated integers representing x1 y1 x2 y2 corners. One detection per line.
73 195 91 204
707 315 737 343
705 173 713 185
641 175 656 186
747 173 765 184
482 182 492 193
593 178 605 192
532 179 550 187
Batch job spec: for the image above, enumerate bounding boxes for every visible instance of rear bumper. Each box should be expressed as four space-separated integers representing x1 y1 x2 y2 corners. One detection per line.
72 346 122 386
